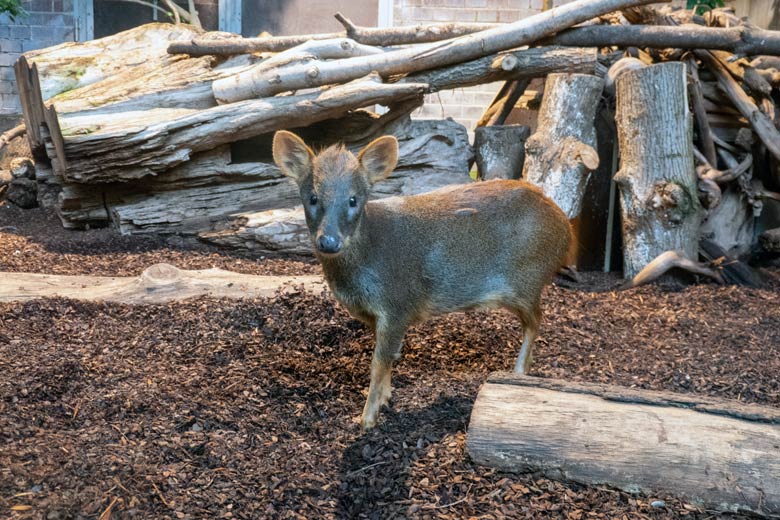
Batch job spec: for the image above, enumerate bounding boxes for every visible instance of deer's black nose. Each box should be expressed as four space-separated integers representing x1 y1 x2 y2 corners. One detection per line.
317 234 342 254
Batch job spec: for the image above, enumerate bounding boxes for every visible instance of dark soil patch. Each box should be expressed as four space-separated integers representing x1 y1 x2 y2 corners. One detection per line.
0 203 320 276
2 278 779 519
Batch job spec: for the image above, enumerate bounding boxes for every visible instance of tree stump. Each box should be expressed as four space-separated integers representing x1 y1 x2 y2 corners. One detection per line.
614 62 701 279
467 373 780 517
474 125 530 180
522 73 603 218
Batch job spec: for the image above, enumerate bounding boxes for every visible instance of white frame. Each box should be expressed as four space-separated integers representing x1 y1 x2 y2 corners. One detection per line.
73 0 94 41
219 0 242 34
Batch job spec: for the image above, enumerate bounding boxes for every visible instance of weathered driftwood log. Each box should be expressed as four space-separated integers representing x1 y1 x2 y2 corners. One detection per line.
467 373 780 517
49 53 260 115
200 118 473 253
48 74 426 183
14 24 202 155
474 125 530 181
615 62 701 280
0 263 324 304
63 117 471 235
547 23 780 56
168 19 497 56
45 47 593 184
21 23 202 101
523 73 603 218
209 0 659 102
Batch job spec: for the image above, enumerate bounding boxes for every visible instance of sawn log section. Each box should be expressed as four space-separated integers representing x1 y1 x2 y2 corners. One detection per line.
467 373 780 516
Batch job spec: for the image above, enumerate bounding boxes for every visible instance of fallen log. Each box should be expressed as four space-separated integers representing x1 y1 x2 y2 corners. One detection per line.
547 23 780 56
614 62 702 279
467 373 780 517
210 0 661 103
523 73 603 219
0 263 325 304
49 74 427 183
21 23 202 101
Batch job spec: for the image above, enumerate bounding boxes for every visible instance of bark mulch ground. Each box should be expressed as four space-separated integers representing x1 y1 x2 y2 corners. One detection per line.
1 203 779 519
0 203 320 276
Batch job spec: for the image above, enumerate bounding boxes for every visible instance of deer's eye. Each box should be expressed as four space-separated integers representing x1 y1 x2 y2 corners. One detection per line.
349 196 357 208
309 194 318 206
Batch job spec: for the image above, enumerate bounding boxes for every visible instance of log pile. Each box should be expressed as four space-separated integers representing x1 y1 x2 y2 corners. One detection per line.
8 0 780 268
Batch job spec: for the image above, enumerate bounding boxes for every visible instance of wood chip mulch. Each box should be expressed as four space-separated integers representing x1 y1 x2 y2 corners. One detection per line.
0 203 320 276
2 275 778 519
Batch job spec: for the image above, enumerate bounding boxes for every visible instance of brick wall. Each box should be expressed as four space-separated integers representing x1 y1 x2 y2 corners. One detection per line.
0 1 76 115
394 0 561 132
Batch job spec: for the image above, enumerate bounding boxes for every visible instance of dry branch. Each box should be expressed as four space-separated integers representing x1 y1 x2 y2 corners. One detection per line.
210 0 662 103
548 23 780 56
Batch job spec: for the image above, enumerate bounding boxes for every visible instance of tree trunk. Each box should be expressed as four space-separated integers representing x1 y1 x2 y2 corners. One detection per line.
467 373 780 517
0 263 324 304
474 125 530 180
523 73 603 218
614 62 701 279
48 74 426 183
208 0 657 102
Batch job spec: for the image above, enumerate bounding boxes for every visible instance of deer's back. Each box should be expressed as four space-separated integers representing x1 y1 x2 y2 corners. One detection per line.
326 180 572 323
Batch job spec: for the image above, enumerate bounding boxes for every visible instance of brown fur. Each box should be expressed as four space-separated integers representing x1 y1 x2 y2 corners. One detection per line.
272 131 572 429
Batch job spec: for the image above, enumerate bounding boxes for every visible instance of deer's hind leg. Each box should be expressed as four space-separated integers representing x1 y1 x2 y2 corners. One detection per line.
506 301 542 375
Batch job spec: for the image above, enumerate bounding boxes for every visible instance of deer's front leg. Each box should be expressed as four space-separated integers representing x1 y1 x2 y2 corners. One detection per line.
361 320 405 430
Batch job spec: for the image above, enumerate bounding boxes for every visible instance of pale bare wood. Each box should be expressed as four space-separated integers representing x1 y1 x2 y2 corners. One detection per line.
209 0 661 102
614 62 702 279
0 263 325 304
622 250 723 289
523 73 603 219
212 38 385 105
48 74 426 183
467 374 780 517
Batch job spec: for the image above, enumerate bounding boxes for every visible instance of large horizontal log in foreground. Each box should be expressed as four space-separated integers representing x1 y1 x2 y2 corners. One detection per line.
467 373 780 516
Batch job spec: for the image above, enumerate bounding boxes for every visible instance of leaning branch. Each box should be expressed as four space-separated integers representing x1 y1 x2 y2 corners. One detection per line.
211 0 662 103
548 24 780 56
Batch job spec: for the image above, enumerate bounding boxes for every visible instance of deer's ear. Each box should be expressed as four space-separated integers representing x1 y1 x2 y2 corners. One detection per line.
273 130 315 182
358 135 398 184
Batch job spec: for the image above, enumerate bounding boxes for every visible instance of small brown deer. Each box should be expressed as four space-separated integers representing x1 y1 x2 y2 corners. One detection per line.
272 131 572 429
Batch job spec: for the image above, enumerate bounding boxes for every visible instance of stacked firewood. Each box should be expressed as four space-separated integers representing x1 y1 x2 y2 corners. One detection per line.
9 0 780 271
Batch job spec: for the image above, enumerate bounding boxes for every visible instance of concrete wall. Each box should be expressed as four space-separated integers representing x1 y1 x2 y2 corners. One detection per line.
0 0 76 115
